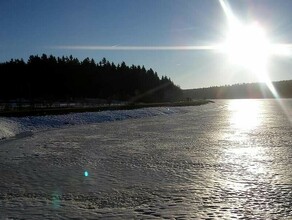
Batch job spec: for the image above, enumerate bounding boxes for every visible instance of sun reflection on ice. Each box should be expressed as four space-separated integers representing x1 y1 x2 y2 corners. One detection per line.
226 100 267 174
228 147 266 174
229 99 262 130
219 100 269 194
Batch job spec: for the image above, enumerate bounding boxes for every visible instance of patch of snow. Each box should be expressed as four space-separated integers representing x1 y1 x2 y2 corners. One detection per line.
0 107 188 140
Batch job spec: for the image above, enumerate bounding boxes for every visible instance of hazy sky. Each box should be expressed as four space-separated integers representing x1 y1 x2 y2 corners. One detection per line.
1 0 292 89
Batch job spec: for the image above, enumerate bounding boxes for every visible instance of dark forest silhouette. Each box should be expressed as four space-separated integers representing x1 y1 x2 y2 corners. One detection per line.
184 80 292 99
0 54 182 103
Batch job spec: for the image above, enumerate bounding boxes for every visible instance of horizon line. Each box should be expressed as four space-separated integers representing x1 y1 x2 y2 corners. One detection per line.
184 78 292 90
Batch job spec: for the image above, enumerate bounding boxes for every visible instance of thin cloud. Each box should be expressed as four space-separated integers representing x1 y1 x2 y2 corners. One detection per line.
51 45 222 51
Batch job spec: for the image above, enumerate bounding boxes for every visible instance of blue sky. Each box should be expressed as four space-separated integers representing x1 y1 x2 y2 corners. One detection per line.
1 0 292 89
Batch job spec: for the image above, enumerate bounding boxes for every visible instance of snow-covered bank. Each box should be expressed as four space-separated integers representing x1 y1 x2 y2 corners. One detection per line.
0 107 188 140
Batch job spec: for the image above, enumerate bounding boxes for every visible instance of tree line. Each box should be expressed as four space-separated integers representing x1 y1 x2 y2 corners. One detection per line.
184 80 292 99
0 54 182 103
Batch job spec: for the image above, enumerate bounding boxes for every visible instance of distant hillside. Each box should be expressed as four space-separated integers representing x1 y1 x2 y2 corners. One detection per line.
184 80 292 99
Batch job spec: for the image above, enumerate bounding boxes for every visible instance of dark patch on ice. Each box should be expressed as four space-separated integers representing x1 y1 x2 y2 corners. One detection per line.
0 131 33 146
15 131 34 138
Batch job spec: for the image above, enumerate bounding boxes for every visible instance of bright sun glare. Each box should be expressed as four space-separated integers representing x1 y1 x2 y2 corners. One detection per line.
218 0 273 80
218 0 292 98
229 100 261 130
223 22 270 74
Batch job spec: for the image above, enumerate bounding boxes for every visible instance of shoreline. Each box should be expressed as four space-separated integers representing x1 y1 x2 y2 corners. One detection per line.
0 100 213 117
0 102 202 143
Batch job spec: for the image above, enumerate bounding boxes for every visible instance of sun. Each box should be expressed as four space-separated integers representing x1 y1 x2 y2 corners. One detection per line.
223 22 271 73
216 1 272 82
217 0 287 98
218 0 273 82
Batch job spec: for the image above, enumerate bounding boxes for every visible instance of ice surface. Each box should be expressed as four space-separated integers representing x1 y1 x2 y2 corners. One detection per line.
1 100 292 219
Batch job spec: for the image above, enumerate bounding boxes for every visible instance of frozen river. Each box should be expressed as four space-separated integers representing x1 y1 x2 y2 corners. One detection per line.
1 99 292 219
